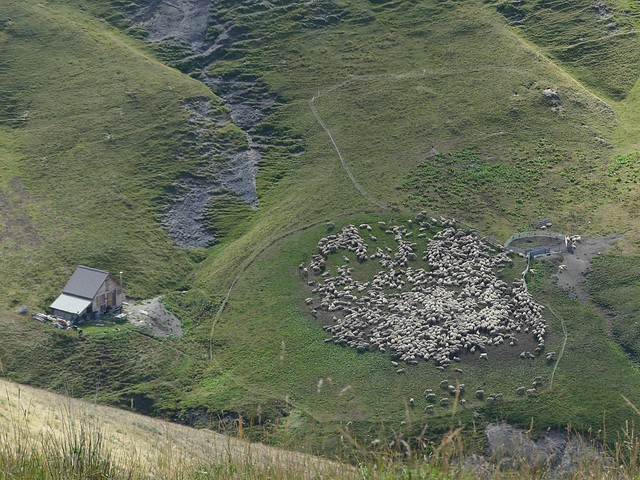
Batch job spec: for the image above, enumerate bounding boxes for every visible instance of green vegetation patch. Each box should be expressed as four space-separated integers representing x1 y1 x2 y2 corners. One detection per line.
607 150 640 180
0 315 183 409
400 142 616 237
202 191 255 243
401 146 559 218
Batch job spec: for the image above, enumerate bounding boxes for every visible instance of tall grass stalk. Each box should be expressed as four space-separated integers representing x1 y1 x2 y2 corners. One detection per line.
0 386 132 479
6 381 640 478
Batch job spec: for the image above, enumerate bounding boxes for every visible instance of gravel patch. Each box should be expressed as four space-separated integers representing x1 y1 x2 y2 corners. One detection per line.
125 296 182 337
554 233 622 301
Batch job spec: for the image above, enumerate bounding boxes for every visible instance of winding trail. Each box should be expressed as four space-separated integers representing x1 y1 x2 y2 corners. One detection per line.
547 304 568 391
208 220 328 360
307 66 538 211
309 87 386 210
206 218 367 424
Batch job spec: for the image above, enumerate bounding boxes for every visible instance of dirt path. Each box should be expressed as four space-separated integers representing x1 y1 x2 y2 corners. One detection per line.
309 90 387 210
307 67 539 211
125 296 182 337
554 233 622 301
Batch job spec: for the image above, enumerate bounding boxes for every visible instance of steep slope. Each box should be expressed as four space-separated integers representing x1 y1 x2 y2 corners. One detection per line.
0 0 249 306
497 0 640 100
181 0 640 449
0 0 256 432
0 378 345 479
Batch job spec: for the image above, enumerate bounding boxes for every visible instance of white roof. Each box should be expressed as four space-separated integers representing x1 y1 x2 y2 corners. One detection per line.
50 294 92 315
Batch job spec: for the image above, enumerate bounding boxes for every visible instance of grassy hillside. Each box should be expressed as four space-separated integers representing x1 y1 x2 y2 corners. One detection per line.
0 378 348 479
0 0 248 306
588 255 640 358
8 377 640 479
10 377 640 479
496 0 640 100
3 0 640 460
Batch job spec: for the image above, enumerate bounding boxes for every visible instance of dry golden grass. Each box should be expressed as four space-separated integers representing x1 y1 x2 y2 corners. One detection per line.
5 376 640 479
0 378 351 479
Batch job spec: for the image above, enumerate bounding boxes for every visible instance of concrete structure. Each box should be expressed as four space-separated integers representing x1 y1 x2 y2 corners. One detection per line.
526 246 555 258
50 266 123 323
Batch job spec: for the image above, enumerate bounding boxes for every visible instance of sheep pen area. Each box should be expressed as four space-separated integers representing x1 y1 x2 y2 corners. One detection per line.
301 215 553 408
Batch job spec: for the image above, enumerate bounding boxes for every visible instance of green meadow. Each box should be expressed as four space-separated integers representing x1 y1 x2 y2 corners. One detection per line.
2 0 640 461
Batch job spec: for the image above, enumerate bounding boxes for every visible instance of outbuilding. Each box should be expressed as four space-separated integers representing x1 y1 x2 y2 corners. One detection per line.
50 266 123 323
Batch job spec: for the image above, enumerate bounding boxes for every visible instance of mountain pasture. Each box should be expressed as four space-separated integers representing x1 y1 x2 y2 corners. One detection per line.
1 0 640 461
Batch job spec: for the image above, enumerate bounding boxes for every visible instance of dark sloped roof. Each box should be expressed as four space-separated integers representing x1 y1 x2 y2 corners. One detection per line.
62 266 111 300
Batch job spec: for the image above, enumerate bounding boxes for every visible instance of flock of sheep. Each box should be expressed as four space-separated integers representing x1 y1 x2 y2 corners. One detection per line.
302 215 547 372
417 375 544 412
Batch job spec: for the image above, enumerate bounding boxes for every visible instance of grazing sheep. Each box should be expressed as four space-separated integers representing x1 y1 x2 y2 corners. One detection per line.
304 219 546 371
